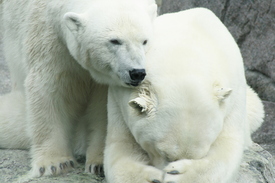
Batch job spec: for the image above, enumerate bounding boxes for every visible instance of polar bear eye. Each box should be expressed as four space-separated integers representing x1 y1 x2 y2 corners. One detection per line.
143 40 148 45
110 39 122 45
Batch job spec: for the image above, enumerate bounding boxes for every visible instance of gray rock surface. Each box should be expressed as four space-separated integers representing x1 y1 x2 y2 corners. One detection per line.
252 101 275 156
236 143 275 183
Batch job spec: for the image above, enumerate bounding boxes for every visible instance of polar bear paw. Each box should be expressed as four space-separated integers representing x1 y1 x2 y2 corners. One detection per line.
143 166 164 183
163 159 212 183
85 164 105 177
30 156 75 177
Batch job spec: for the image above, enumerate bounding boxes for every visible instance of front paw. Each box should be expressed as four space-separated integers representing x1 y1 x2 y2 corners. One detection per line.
163 159 210 183
85 155 105 177
85 164 105 177
30 156 75 177
143 166 164 183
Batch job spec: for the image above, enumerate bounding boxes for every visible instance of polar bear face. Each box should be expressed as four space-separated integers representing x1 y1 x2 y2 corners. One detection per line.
63 0 157 87
128 80 232 168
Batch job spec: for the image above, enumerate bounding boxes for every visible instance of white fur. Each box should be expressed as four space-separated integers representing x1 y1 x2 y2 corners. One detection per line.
0 0 157 177
104 8 264 183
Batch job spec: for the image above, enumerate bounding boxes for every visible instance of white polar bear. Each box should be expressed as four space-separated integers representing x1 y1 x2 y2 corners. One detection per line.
104 8 264 183
0 0 157 177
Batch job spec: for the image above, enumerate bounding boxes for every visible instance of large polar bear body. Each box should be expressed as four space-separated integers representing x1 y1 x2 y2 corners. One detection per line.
105 8 264 183
0 0 156 177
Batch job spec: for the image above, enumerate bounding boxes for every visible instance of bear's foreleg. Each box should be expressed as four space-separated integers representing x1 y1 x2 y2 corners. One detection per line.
25 70 89 177
83 84 108 176
104 91 163 183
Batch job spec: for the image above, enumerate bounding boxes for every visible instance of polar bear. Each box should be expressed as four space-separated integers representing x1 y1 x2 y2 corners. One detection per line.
104 8 264 183
0 0 157 177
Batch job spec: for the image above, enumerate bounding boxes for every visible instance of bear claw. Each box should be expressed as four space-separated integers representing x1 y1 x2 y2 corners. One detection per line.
51 166 57 174
39 167 45 176
152 179 162 183
89 165 105 177
167 170 179 175
59 160 74 170
59 162 67 170
70 160 74 168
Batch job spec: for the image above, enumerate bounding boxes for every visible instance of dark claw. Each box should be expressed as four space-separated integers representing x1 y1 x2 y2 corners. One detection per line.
64 161 69 168
89 165 92 173
152 179 161 183
51 166 57 174
60 163 65 170
39 167 45 176
167 170 180 175
94 165 105 177
70 160 74 168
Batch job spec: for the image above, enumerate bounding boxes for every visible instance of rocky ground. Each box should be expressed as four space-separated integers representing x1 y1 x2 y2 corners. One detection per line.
0 1 275 183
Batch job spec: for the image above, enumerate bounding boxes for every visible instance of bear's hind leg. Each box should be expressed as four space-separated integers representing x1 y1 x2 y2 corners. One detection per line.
246 85 264 134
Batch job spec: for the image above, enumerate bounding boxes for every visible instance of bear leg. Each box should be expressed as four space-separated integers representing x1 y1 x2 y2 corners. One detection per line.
83 84 108 176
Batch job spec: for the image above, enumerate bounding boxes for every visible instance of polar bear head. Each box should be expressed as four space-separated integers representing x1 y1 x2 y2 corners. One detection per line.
128 80 233 165
63 0 157 87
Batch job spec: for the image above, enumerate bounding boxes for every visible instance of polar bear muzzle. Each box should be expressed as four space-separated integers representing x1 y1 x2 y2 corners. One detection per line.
129 69 146 86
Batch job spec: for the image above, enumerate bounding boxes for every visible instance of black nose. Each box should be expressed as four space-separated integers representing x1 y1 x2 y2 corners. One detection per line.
129 69 146 83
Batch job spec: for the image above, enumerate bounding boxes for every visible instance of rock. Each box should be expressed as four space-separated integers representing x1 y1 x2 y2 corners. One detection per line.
235 143 275 183
252 101 275 156
0 149 30 183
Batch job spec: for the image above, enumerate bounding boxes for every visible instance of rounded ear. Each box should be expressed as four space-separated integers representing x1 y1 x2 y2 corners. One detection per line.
64 12 84 32
215 87 232 102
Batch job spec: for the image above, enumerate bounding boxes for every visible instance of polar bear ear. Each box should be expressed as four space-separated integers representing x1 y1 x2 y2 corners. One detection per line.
215 87 232 102
64 12 85 32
